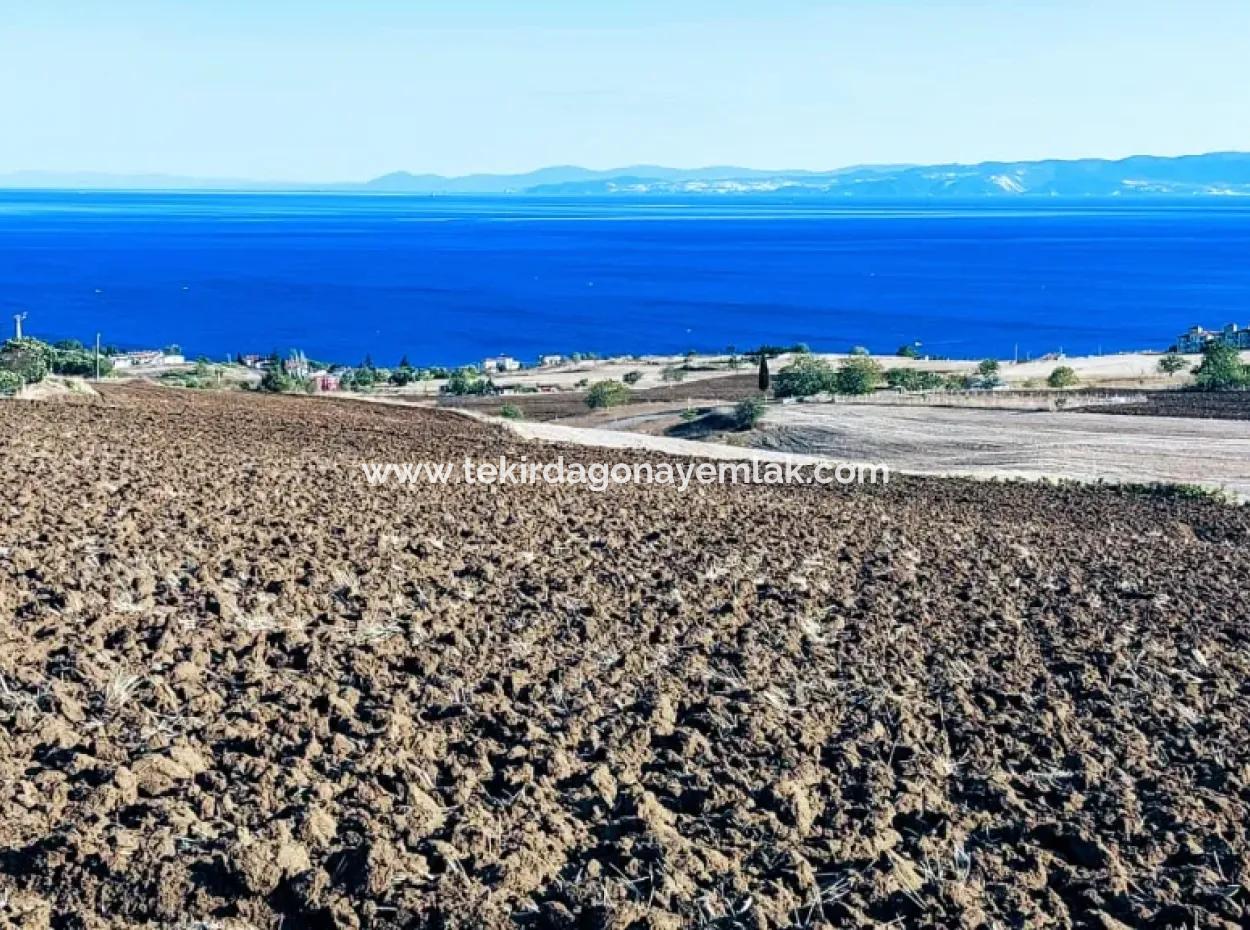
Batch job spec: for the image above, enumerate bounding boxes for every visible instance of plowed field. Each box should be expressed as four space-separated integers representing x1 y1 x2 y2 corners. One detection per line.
2 385 1248 930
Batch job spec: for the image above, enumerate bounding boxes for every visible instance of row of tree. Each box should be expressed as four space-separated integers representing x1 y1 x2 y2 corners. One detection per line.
0 337 115 395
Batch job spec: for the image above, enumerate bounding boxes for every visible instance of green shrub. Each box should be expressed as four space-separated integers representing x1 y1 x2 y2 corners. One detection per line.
733 396 766 430
0 338 54 384
1157 352 1189 377
773 355 836 398
443 368 494 395
977 358 1000 379
896 344 920 358
1193 342 1248 390
849 345 870 356
661 366 686 383
585 380 631 409
1047 366 1079 388
258 368 301 393
885 368 944 391
499 403 524 420
834 356 884 395
0 370 23 396
622 370 643 385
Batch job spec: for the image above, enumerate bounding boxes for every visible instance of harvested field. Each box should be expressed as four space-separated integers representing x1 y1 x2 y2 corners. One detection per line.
1079 390 1250 422
756 403 1250 499
2 385 1250 930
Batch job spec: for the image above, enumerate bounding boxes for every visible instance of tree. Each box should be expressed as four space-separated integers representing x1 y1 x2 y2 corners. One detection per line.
834 356 883 395
977 358 1000 379
733 396 766 430
757 354 770 392
896 344 920 358
1157 353 1189 377
661 366 686 383
443 368 493 395
773 355 836 398
1047 366 1079 388
1193 341 1248 390
585 380 630 409
258 367 299 393
622 370 643 385
849 345 870 356
389 367 414 386
500 403 524 420
0 338 54 384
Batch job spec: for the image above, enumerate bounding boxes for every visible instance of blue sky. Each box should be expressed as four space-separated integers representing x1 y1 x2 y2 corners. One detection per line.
2 0 1248 179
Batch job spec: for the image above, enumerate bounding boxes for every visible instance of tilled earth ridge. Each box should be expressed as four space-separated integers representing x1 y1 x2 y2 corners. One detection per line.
1 385 1248 930
1078 391 1250 422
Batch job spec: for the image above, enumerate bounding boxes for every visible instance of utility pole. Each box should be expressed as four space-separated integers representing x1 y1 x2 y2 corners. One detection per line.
14 312 27 340
95 333 101 381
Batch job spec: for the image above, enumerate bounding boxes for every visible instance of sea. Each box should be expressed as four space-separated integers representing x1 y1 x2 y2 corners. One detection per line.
1 191 1248 366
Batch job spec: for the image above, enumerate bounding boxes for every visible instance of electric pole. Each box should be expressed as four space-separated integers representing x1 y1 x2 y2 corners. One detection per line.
95 333 102 381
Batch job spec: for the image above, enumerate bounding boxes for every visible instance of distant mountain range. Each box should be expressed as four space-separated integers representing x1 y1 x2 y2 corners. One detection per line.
6 152 1250 197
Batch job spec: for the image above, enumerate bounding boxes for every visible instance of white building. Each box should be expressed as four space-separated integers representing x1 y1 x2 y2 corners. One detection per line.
482 355 522 373
538 354 565 367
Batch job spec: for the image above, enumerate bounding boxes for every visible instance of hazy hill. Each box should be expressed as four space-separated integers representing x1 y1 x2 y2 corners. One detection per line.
4 153 1249 196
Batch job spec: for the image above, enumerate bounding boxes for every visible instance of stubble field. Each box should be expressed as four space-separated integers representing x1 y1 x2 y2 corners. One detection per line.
1 385 1248 930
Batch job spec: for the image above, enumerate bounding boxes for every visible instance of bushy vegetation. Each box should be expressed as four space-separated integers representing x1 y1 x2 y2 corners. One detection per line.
733 396 766 430
1047 365 1079 388
848 345 870 357
757 354 770 392
1157 352 1189 377
661 366 686 383
834 356 884 395
0 336 120 385
896 344 920 358
585 379 631 409
622 370 643 385
257 367 306 393
442 368 495 396
499 403 524 420
1193 342 1249 390
0 370 22 396
0 338 52 384
885 368 945 391
772 354 835 398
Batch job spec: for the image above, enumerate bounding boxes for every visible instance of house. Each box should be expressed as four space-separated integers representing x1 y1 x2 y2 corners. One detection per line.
239 354 269 369
482 355 522 373
111 350 166 369
308 370 340 392
538 354 564 367
1176 323 1250 353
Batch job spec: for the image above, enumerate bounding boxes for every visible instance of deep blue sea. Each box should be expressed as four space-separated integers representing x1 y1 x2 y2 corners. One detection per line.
1 191 1248 365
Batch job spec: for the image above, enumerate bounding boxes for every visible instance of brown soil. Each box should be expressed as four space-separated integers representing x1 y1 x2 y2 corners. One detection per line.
2 385 1249 930
1078 390 1250 421
438 375 763 422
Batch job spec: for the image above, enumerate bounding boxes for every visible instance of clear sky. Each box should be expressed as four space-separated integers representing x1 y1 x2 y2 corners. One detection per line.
2 0 1248 180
